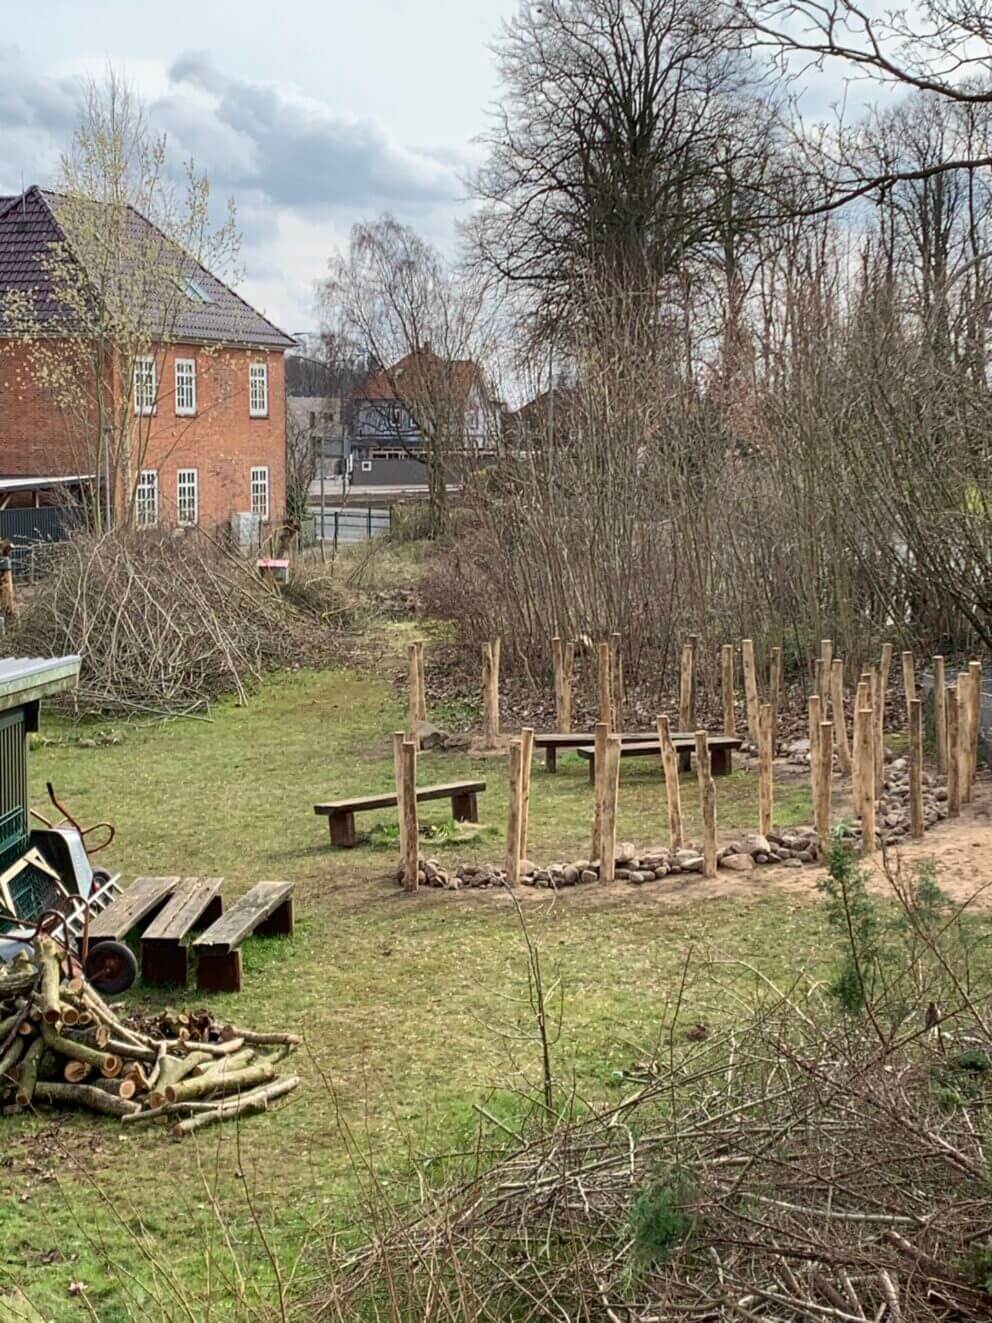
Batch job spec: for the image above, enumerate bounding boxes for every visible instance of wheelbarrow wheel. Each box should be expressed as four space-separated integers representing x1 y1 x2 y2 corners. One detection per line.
84 941 138 995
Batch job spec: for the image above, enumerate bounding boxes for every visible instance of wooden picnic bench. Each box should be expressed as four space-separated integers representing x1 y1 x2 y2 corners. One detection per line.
533 731 659 772
140 877 224 986
577 735 744 783
193 880 295 993
314 779 486 848
87 875 179 944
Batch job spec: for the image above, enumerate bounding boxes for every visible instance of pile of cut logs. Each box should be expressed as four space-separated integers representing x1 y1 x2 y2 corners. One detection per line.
0 937 300 1137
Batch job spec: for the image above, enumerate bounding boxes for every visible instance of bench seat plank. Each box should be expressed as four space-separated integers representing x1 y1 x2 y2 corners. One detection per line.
194 881 295 993
577 736 743 781
140 878 224 986
88 876 179 942
314 780 486 815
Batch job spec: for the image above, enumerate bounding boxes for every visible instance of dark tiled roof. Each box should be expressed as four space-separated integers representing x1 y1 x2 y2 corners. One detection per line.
0 186 294 350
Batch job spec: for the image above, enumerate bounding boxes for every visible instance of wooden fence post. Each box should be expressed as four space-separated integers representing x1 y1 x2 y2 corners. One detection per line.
741 639 760 744
679 641 694 731
407 643 420 741
808 693 822 815
901 650 916 720
816 640 832 717
393 730 408 866
591 721 608 859
482 640 501 747
969 660 983 801
768 645 782 752
957 672 971 805
520 727 535 866
829 659 852 775
947 685 961 818
505 739 525 887
599 736 621 884
552 636 574 733
858 703 876 852
695 730 717 879
876 643 892 790
721 644 736 737
657 714 684 850
817 720 833 840
597 642 612 731
401 739 419 890
909 698 924 840
0 549 14 621
415 641 427 722
852 683 865 815
758 702 773 836
933 655 947 775
610 632 624 730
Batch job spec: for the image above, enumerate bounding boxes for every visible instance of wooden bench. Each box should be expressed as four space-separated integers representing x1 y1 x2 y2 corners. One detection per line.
577 735 743 783
314 780 486 848
87 876 179 944
140 878 224 986
193 881 295 993
534 731 663 772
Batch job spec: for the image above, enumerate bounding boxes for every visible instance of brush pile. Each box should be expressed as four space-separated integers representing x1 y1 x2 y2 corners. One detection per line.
0 938 300 1137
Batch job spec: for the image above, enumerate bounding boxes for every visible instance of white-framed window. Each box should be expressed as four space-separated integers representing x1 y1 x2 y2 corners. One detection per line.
175 358 196 416
136 469 158 527
361 459 373 473
249 362 269 417
177 468 199 526
133 356 156 415
250 465 270 521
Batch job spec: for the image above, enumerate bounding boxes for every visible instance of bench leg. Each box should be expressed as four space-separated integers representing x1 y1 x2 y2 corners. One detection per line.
451 791 478 823
546 746 557 773
196 948 243 994
256 897 295 938
711 747 731 777
141 938 188 987
678 750 691 774
329 811 357 848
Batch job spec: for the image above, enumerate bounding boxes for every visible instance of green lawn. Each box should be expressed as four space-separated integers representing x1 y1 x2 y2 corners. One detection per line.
0 665 825 1321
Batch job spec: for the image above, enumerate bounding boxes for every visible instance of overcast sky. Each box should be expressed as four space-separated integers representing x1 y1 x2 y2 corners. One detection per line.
0 0 519 334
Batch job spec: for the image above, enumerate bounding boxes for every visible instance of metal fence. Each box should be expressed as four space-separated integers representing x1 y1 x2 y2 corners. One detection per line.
313 507 392 543
0 506 81 580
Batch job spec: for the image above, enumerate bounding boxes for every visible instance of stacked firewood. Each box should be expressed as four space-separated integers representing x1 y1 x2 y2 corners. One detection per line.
0 938 300 1137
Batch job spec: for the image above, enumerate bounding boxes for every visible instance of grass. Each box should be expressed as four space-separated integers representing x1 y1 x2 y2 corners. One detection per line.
0 662 825 1321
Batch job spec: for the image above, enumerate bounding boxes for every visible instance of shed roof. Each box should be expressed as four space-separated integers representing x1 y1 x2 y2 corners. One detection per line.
0 656 80 713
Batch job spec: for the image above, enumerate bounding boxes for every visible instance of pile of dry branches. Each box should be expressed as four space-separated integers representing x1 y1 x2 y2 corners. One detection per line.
0 938 300 1136
325 861 992 1321
3 527 339 715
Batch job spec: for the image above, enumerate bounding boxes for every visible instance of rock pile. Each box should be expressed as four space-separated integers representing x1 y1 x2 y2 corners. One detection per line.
840 757 948 849
396 826 824 891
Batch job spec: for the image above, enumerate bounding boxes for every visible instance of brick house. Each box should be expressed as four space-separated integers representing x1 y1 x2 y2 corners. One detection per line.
0 187 295 530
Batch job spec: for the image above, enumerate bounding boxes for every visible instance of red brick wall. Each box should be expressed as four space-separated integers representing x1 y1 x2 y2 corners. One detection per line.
0 340 286 530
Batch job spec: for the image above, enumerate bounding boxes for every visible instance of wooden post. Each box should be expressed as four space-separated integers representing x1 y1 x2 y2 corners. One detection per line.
901 650 916 720
599 736 621 884
908 698 924 841
688 633 699 723
758 702 773 836
415 641 427 722
407 643 420 741
817 640 832 718
392 731 408 865
721 644 736 737
505 739 525 887
829 658 852 775
520 727 535 866
969 660 983 801
552 636 574 733
695 730 717 879
0 553 14 621
871 665 884 797
957 672 971 805
591 721 608 859
933 655 947 774
657 714 684 850
947 685 960 818
482 642 500 747
852 683 865 815
610 632 624 730
817 720 833 840
741 639 760 744
401 739 419 891
768 645 782 752
858 704 876 853
808 693 822 814
679 642 694 731
597 642 612 731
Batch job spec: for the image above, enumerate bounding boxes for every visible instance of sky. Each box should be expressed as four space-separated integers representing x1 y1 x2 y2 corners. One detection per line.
0 0 519 335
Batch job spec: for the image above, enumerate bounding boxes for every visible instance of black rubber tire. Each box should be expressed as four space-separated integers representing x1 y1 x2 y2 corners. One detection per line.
84 940 138 995
90 868 113 887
